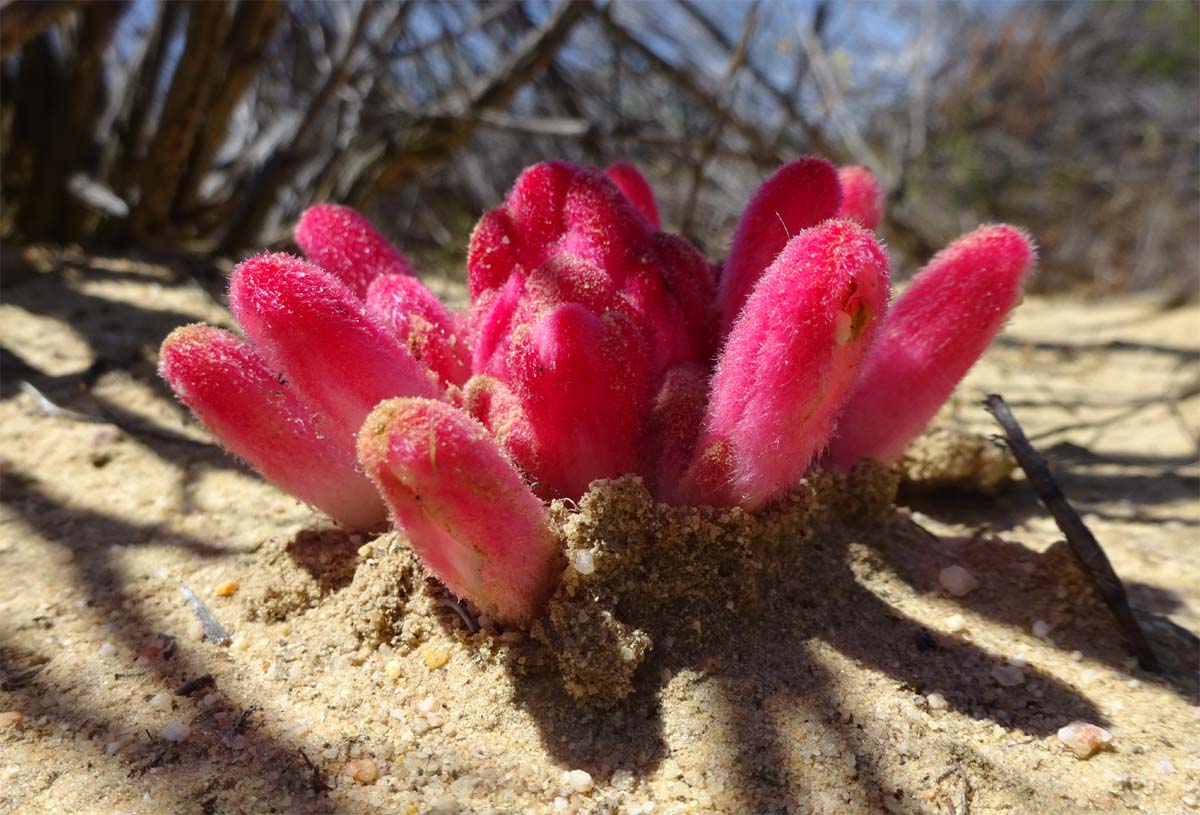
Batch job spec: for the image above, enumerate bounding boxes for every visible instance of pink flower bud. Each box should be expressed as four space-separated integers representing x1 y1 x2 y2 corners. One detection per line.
159 325 385 529
717 157 842 336
828 225 1035 469
605 162 662 229
229 253 440 449
836 166 884 230
366 274 470 388
683 220 890 508
357 398 562 627
294 204 413 298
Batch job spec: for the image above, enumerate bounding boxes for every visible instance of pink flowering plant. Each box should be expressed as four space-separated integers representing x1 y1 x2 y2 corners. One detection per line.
161 157 1034 627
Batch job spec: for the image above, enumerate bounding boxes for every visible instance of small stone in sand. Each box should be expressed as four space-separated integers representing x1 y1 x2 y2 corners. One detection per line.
1057 721 1113 758
422 646 450 670
939 565 979 597
162 720 191 742
417 695 441 714
991 665 1025 687
945 613 968 634
570 549 595 575
214 580 238 597
97 642 115 658
927 693 948 710
563 769 594 794
345 758 379 783
384 660 403 682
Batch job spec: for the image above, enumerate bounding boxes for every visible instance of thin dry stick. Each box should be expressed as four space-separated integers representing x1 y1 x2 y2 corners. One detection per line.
179 584 232 645
983 394 1160 671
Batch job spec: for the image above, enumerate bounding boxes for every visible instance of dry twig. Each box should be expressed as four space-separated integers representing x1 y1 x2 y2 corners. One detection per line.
984 394 1160 671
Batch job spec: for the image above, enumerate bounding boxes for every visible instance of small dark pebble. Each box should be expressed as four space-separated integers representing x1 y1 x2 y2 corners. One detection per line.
174 674 216 697
914 629 939 652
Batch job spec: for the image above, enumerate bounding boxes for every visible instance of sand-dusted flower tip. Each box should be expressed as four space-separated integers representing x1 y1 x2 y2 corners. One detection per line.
160 156 1034 625
357 398 562 627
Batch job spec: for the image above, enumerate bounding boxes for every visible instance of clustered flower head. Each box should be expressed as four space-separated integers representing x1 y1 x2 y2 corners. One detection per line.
161 157 1035 626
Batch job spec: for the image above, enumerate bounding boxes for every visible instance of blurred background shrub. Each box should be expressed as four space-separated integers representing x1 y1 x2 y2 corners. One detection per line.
1 0 1196 297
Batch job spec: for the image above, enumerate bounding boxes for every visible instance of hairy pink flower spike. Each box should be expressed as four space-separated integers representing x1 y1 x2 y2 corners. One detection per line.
717 156 842 336
682 220 890 509
159 325 386 529
827 225 1035 470
604 162 662 229
294 204 414 298
836 165 884 231
641 362 709 503
229 253 440 448
508 303 650 499
366 274 470 388
357 398 562 627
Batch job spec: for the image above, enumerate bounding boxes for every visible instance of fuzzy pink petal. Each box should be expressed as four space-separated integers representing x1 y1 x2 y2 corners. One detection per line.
683 220 890 509
294 204 414 298
620 255 694 375
467 209 521 300
836 166 885 231
504 161 576 271
459 374 540 480
651 232 720 361
229 253 440 447
828 225 1035 469
605 162 662 229
717 157 842 336
642 361 710 503
358 398 562 627
469 273 525 381
159 325 385 529
366 274 471 388
508 303 650 499
558 167 651 276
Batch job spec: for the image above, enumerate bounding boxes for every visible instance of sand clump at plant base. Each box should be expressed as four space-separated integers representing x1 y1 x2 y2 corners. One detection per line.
1 250 1198 815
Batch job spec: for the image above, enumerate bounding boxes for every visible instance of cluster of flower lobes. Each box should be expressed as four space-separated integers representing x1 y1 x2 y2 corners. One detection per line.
160 157 1035 626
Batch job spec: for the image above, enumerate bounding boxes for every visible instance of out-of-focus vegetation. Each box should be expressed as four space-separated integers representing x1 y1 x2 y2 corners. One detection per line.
1 0 1196 297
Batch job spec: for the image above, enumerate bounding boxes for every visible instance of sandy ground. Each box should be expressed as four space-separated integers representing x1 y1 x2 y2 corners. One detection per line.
0 248 1197 815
